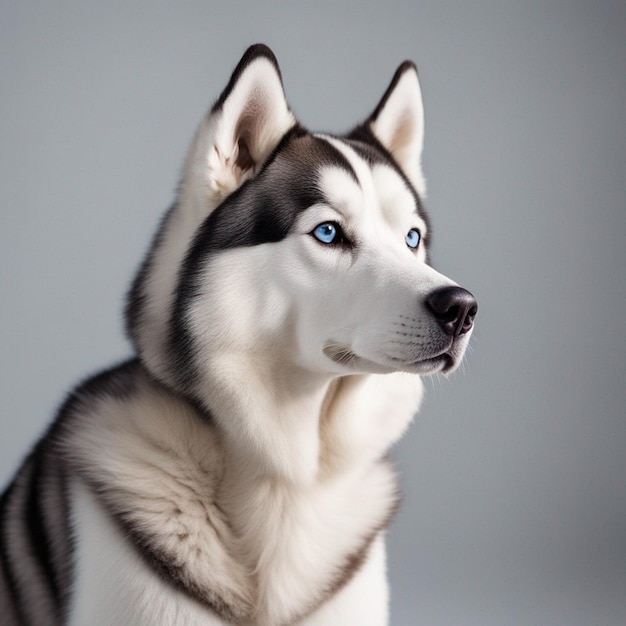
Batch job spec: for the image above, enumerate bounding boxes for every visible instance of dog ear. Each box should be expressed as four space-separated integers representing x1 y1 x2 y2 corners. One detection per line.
184 45 296 205
366 61 426 196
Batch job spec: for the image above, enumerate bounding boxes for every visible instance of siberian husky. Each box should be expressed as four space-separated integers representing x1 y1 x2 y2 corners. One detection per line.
0 45 477 625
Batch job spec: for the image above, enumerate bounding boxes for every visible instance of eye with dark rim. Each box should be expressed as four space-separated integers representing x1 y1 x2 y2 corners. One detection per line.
405 228 421 250
311 221 350 246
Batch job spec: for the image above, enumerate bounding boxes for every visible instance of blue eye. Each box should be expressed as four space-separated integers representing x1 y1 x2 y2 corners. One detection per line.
406 228 421 249
313 222 340 244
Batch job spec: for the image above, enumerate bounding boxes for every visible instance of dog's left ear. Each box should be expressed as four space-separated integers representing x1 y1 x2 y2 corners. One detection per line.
362 61 426 196
183 44 296 206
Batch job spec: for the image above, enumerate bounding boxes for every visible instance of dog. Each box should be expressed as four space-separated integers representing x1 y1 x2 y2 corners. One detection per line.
0 44 477 625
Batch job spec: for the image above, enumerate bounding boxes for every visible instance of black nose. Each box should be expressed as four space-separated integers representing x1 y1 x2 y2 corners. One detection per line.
426 286 478 337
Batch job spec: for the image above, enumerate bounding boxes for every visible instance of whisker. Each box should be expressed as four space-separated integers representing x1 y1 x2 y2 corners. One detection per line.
336 326 387 338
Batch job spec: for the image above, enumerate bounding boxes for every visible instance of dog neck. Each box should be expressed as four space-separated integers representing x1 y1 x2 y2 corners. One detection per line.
202 353 338 487
199 344 421 485
208 367 406 624
65 361 418 624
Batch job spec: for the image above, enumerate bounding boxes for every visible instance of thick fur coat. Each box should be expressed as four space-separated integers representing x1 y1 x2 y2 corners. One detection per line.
0 45 476 625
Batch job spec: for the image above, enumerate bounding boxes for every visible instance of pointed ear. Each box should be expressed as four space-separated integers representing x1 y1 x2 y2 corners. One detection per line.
186 45 296 204
367 61 426 196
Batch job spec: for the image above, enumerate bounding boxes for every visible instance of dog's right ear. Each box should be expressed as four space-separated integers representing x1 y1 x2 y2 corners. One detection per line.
183 45 296 206
355 61 426 197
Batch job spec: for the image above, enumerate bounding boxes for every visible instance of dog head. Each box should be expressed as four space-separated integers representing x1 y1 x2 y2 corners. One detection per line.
126 45 477 397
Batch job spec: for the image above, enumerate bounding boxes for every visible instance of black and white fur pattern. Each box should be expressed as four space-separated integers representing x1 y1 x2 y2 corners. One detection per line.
0 45 477 625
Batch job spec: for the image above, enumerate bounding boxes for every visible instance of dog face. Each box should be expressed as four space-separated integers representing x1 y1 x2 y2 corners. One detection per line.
126 45 477 395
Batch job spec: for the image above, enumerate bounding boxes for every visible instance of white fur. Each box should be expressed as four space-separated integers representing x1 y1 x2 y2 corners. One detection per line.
69 481 232 626
70 480 390 626
65 369 402 625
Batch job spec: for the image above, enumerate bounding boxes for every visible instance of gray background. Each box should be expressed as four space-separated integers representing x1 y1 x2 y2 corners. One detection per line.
1 2 625 624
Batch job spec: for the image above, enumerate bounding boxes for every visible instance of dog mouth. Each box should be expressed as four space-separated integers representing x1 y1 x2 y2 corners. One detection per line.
323 342 455 375
323 343 397 374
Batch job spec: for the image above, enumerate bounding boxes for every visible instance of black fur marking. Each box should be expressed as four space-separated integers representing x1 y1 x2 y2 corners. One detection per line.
0 564 21 625
0 360 140 624
212 44 284 114
0 477 29 625
1 430 73 625
45 453 73 623
23 448 62 613
192 129 358 251
169 129 358 395
345 129 431 253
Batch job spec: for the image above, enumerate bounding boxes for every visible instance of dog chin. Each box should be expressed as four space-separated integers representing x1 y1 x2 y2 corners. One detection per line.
406 354 456 375
323 342 455 376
